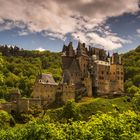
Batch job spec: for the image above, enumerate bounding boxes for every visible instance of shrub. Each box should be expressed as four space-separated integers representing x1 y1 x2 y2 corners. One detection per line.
62 100 82 121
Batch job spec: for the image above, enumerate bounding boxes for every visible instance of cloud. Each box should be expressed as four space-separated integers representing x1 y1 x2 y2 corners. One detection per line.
136 29 140 37
72 25 132 50
0 20 26 31
0 19 4 24
18 29 30 36
0 0 139 50
42 31 64 40
35 47 45 52
137 29 140 34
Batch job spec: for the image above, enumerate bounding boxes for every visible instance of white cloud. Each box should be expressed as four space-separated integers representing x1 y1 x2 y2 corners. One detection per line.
42 31 64 40
0 20 14 31
18 30 29 36
84 32 131 50
35 47 45 52
0 19 4 24
137 29 140 34
0 20 26 32
0 0 139 50
136 29 140 37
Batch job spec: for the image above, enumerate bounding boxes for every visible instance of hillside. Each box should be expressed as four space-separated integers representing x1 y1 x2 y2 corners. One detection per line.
0 45 140 139
0 45 62 100
122 45 140 94
1 95 140 139
0 44 140 100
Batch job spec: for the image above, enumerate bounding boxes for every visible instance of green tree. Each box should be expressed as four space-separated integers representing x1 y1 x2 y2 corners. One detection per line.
62 100 82 121
127 85 140 96
0 53 4 84
0 110 13 129
133 74 140 86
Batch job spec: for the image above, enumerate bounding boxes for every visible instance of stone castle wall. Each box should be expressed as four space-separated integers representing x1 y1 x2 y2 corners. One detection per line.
0 98 42 113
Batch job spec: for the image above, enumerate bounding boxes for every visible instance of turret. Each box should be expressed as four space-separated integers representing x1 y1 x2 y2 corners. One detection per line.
66 42 75 57
99 49 107 61
107 52 110 58
62 44 67 52
119 55 122 64
107 52 110 63
76 42 88 57
111 53 121 64
62 42 75 57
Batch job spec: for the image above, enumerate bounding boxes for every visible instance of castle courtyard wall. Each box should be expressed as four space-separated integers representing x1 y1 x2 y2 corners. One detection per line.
32 83 58 105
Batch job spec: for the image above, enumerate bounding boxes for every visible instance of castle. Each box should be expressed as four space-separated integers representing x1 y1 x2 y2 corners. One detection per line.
32 41 124 105
0 42 124 113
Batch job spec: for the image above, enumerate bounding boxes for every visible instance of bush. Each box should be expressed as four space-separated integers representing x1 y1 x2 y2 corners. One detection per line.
62 100 82 121
0 111 140 139
127 85 140 96
0 110 14 129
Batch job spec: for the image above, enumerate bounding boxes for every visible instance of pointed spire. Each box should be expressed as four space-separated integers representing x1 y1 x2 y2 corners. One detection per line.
68 42 73 47
65 41 75 57
62 44 67 52
78 41 81 48
107 51 110 58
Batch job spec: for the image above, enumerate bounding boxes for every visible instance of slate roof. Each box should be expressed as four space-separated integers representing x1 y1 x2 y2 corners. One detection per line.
39 73 58 85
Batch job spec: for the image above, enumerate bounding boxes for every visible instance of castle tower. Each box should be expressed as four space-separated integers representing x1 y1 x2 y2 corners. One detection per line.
89 47 107 61
77 42 88 57
99 49 107 61
110 53 124 93
76 42 89 77
111 53 120 64
62 42 75 69
62 42 83 85
76 42 93 97
62 42 75 57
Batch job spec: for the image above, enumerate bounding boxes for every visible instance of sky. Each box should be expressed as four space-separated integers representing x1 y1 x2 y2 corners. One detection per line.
0 0 140 53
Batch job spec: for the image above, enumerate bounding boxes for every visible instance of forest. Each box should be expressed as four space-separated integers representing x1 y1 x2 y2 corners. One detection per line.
0 45 62 100
0 45 140 139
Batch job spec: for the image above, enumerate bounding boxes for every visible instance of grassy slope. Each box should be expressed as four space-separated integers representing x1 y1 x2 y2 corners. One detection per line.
47 96 133 121
78 97 133 119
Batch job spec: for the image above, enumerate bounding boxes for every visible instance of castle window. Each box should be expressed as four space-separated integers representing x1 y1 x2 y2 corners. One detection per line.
81 78 84 81
101 71 104 75
113 72 115 75
118 77 119 80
